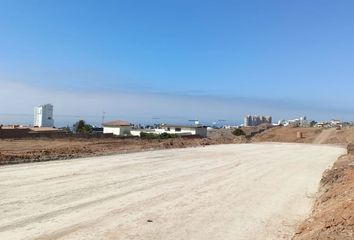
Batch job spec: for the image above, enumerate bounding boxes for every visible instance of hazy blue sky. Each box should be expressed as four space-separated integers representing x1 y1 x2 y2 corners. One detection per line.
0 0 354 126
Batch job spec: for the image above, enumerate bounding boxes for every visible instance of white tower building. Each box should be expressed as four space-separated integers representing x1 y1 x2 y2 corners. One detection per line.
34 104 54 127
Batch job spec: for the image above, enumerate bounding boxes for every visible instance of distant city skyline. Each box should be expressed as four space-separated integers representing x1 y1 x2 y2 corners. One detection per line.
1 1 354 125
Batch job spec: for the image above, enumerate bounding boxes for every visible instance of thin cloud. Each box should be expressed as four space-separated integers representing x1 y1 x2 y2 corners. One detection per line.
0 80 352 126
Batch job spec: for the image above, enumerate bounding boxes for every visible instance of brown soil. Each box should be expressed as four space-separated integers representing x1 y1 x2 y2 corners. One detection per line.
293 144 354 240
2 126 354 239
252 126 323 143
0 130 248 165
247 126 354 239
320 127 354 145
0 144 343 240
253 126 354 239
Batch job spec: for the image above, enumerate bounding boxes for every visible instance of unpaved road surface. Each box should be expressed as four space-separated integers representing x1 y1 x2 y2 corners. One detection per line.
312 128 337 144
0 143 345 240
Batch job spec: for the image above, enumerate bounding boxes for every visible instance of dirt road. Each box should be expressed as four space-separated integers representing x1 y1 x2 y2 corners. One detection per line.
0 143 345 240
312 128 336 144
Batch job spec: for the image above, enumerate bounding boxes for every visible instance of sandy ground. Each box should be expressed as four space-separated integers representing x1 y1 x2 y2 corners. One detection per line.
294 144 354 240
0 143 345 240
312 128 337 144
252 127 323 144
0 132 248 165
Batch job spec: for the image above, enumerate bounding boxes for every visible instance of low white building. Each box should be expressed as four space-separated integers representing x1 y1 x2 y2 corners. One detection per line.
131 124 208 138
34 104 54 128
103 120 132 136
158 124 208 137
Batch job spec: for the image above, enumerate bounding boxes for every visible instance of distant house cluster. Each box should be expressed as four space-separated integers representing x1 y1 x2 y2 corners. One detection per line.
278 116 311 128
315 119 347 129
102 120 208 138
7 102 353 140
244 115 272 127
1 102 209 138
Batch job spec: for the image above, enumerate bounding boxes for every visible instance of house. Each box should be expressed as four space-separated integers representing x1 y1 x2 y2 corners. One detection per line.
102 120 132 136
157 124 208 137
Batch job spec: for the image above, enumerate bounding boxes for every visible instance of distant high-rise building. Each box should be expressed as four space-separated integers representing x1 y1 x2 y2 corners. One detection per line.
34 104 54 127
244 115 272 127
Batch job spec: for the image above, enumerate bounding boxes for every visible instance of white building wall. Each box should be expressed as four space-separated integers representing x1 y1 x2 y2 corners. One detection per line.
103 126 132 136
130 127 207 137
34 108 42 127
130 130 141 136
103 127 121 136
155 128 196 135
130 129 156 136
34 104 54 127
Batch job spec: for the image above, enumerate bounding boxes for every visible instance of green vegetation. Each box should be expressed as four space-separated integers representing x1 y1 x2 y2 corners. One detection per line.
73 120 93 134
140 132 179 139
310 121 317 127
60 125 72 133
232 128 246 136
159 132 179 139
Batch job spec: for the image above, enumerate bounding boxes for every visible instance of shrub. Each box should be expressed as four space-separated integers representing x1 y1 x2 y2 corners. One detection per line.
159 132 178 139
140 132 159 139
140 132 179 139
73 120 93 134
232 128 245 136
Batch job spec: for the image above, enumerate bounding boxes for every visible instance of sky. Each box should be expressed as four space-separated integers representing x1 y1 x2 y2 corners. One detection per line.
0 0 354 126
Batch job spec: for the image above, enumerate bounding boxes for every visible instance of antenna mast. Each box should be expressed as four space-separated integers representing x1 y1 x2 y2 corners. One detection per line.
101 111 105 126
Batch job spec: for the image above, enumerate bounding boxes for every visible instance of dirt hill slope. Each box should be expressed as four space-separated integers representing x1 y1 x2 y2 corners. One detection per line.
293 144 354 240
252 127 323 143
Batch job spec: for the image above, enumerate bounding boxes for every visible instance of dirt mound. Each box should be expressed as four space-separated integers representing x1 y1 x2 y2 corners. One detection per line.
207 128 250 144
324 128 354 145
312 128 337 144
252 127 323 143
251 126 354 239
293 145 354 240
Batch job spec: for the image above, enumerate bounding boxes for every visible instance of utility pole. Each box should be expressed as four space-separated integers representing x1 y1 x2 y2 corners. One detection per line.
101 111 105 126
